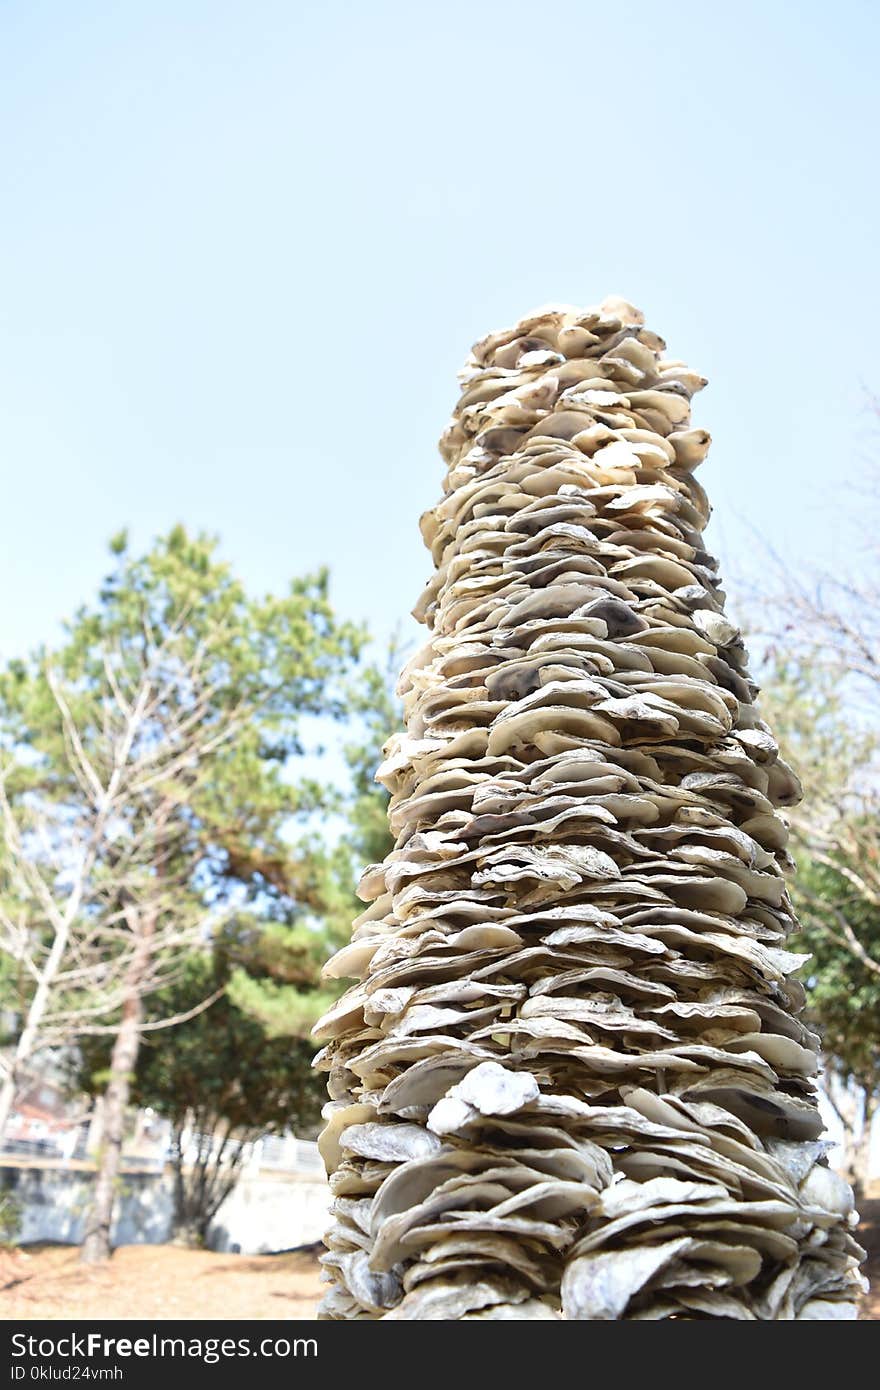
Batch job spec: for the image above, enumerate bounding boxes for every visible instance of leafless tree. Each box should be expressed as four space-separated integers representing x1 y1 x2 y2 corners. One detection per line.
0 632 247 1261
744 413 880 1188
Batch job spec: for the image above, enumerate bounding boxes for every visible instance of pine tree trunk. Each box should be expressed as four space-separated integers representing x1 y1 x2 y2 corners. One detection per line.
78 988 142 1264
169 1122 200 1246
168 1121 244 1248
0 1069 17 1146
79 902 155 1266
850 1096 877 1202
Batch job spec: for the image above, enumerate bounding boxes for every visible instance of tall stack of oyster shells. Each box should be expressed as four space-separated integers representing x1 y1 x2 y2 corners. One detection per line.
314 298 866 1320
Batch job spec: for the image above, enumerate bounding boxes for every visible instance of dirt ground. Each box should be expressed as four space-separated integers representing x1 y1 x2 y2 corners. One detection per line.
2 1202 879 1320
857 1197 880 1320
0 1242 324 1321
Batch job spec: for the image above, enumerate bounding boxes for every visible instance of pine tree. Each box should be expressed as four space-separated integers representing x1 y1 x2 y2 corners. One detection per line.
0 527 362 1262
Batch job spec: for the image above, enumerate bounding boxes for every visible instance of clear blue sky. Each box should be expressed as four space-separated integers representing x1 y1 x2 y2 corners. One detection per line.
1 0 878 663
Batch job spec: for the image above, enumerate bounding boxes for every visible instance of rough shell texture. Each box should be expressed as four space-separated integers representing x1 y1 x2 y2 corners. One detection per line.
315 298 866 1319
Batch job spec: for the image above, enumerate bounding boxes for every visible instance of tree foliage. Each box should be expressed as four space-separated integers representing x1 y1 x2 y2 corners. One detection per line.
754 599 880 1187
758 658 880 1070
80 931 324 1244
228 642 400 1036
0 526 364 1258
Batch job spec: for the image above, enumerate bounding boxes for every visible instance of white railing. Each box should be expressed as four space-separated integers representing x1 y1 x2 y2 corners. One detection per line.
249 1134 324 1175
1 1114 326 1179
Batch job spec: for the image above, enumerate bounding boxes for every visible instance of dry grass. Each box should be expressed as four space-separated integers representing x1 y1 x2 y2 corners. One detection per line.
857 1198 880 1321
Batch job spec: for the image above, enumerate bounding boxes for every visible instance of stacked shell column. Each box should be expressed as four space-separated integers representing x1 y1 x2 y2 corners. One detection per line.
314 299 865 1320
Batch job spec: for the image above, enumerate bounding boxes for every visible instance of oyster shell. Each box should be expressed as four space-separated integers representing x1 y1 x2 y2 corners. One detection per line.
316 298 866 1320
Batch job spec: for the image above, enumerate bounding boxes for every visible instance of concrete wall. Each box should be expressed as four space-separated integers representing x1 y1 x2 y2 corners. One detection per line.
0 1162 330 1254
